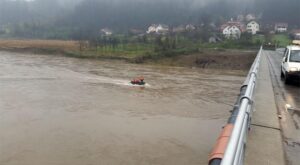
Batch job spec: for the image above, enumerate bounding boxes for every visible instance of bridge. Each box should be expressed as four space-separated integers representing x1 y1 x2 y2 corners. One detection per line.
208 47 300 165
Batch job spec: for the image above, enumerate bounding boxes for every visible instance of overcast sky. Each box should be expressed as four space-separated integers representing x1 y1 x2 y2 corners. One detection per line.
1 0 299 27
14 0 253 7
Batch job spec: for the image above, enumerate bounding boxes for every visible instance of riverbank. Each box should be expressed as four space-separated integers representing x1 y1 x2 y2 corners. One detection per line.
0 39 256 71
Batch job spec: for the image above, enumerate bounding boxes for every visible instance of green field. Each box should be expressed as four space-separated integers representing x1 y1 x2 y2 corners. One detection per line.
0 33 264 63
82 43 154 59
271 34 291 47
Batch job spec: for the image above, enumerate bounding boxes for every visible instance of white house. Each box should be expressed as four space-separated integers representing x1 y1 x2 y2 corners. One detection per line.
186 24 196 31
100 28 113 36
147 25 157 33
157 24 169 34
221 21 246 33
147 24 169 34
275 23 288 33
222 25 242 39
247 21 260 35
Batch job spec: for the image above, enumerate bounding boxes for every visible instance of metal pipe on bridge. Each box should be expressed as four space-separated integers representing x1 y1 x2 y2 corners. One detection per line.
209 47 262 165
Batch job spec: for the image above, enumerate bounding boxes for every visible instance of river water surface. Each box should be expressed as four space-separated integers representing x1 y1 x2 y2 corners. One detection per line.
0 51 245 165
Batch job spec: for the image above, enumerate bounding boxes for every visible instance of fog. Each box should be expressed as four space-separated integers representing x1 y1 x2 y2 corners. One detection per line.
0 0 299 39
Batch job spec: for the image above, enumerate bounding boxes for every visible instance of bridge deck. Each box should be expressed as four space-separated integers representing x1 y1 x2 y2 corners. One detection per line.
245 50 285 165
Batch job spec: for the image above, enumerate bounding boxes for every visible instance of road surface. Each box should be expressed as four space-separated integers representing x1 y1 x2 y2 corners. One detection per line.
0 51 245 165
266 50 300 165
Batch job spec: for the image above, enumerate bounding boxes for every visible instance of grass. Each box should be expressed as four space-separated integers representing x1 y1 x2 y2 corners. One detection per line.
0 37 260 64
0 39 164 61
252 35 266 44
199 40 260 50
0 40 201 65
271 34 291 47
0 39 79 50
0 38 258 71
85 43 154 58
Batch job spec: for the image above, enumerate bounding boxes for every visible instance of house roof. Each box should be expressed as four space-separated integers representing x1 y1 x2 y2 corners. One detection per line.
222 25 242 33
221 21 245 32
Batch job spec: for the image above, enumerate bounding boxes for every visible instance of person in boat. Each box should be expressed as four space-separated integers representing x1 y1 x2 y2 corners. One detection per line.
131 77 145 85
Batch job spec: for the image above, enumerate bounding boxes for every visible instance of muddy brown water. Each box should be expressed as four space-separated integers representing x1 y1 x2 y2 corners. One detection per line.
0 51 245 165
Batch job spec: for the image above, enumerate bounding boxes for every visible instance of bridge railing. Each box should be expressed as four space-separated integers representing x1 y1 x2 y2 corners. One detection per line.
208 47 263 165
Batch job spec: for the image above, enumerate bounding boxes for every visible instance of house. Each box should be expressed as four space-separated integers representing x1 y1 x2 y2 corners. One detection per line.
222 25 242 39
275 23 288 33
100 28 113 36
221 21 245 39
221 21 246 33
186 24 196 31
147 24 157 33
147 24 169 34
247 21 260 35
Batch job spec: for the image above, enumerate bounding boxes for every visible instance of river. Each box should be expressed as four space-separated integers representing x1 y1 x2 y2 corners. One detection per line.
0 51 245 165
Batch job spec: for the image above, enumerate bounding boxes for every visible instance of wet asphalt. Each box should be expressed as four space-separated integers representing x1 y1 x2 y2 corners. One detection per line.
266 50 300 165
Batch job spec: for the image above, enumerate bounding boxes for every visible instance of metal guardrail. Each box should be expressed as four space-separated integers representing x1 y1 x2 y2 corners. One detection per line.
209 47 263 165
